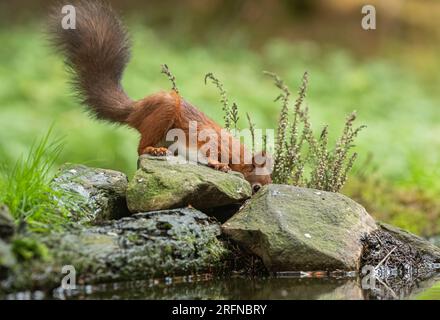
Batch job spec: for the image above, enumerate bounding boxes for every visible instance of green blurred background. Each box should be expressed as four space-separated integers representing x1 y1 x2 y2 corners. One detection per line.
0 0 439 236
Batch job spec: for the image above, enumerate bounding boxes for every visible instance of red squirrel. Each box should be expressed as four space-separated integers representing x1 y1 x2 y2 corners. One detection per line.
49 1 272 193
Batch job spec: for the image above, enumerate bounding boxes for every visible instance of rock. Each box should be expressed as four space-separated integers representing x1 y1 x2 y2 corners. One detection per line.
1 208 230 292
126 155 251 213
48 208 229 281
0 205 15 240
429 235 440 248
0 240 15 280
360 226 440 299
51 164 130 223
379 222 440 259
222 184 378 271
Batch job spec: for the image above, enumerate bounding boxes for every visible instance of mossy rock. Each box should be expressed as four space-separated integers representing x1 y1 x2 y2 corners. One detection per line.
51 164 130 223
222 184 378 271
126 155 251 213
0 205 15 240
378 222 440 259
0 240 15 280
1 208 230 293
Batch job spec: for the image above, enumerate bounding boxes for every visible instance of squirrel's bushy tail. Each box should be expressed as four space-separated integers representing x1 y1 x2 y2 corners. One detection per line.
49 0 133 123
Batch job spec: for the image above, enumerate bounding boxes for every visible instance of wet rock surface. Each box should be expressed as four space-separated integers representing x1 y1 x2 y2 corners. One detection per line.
1 208 230 292
127 155 251 213
4 160 440 298
222 184 378 271
51 164 130 223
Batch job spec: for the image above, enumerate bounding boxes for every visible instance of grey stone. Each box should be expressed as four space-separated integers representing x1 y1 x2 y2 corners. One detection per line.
1 208 230 292
127 155 251 213
0 205 15 240
51 164 130 223
222 184 378 271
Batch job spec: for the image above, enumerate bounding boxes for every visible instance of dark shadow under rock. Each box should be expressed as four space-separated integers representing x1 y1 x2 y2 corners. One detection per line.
202 204 243 223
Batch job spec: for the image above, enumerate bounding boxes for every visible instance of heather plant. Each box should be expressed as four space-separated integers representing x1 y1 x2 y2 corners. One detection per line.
205 72 264 154
267 71 366 192
263 71 299 184
246 112 256 153
161 64 179 93
205 72 242 131
203 70 364 192
230 102 239 132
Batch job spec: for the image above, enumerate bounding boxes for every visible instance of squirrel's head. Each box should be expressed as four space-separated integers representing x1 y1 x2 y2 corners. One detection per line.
241 151 273 194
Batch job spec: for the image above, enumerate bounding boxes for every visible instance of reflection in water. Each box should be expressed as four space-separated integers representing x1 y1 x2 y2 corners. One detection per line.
59 273 440 300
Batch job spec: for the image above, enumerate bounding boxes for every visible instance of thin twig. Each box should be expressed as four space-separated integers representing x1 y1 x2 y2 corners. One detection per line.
375 246 397 270
161 64 179 93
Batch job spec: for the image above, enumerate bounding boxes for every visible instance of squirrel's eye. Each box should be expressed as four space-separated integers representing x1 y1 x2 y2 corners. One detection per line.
252 184 262 193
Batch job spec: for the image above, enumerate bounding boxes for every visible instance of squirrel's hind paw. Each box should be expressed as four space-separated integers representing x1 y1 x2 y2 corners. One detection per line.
142 146 170 157
207 160 231 173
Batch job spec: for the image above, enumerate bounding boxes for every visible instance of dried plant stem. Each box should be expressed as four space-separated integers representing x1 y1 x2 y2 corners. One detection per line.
263 71 291 183
246 112 256 153
267 71 365 192
262 134 267 154
205 73 231 130
231 102 239 132
161 64 179 93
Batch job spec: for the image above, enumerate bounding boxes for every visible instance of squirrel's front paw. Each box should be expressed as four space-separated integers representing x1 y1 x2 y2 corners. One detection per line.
207 161 231 173
142 146 170 157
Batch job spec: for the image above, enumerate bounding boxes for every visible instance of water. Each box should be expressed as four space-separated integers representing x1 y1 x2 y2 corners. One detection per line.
43 273 440 300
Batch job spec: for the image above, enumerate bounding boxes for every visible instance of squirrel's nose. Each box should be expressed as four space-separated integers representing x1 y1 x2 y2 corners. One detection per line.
252 183 262 194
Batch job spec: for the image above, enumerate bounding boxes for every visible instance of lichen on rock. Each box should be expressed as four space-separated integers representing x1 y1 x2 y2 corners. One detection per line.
46 208 229 281
1 208 231 293
222 184 378 271
51 163 130 223
126 155 251 213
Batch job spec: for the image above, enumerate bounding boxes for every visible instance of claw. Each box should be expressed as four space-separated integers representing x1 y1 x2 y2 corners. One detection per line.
207 160 231 173
143 146 169 157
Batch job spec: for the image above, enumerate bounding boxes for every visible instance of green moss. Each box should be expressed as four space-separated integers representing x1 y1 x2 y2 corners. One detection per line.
223 184 377 271
1 208 233 292
0 240 16 268
11 237 51 262
143 175 171 198
127 156 251 212
163 244 174 255
205 238 229 262
126 234 140 243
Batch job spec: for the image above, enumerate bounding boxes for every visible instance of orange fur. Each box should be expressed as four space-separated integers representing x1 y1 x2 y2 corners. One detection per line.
127 90 271 189
49 0 271 191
